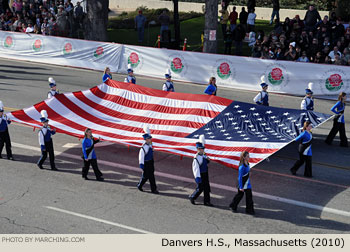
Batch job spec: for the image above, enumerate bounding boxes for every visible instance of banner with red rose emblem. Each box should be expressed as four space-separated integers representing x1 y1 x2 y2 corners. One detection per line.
0 31 349 96
0 31 122 72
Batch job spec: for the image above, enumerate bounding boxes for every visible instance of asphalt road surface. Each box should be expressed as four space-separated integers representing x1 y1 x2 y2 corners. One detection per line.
0 58 349 234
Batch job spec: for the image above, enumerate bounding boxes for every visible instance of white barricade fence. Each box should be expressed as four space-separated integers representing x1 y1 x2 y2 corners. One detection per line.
1 31 349 96
0 31 122 72
121 44 350 96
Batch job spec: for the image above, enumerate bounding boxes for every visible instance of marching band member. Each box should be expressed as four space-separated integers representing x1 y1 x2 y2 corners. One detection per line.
0 101 14 160
229 151 255 214
37 110 57 170
124 64 136 84
102 67 112 83
162 69 175 92
253 76 269 106
204 77 217 96
325 92 348 147
47 77 59 99
137 126 159 194
301 82 314 111
290 121 313 177
189 135 213 206
82 128 104 181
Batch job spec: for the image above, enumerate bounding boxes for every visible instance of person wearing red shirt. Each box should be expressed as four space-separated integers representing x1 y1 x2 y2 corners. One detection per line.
229 6 238 32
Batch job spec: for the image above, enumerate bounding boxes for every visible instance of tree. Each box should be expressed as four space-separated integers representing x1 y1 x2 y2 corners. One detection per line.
203 0 218 53
84 0 109 41
334 0 350 21
173 0 181 49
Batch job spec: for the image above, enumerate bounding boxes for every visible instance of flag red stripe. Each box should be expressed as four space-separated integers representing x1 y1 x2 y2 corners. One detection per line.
53 95 189 138
90 87 221 118
73 91 206 128
105 79 233 106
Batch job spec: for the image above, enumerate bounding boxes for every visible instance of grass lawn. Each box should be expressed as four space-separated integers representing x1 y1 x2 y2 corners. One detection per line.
107 16 273 56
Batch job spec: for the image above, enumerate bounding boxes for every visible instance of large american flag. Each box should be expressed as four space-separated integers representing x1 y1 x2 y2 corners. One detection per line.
8 80 331 168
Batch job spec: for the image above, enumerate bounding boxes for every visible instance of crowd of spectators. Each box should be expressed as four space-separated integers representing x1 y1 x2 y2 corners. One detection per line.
0 0 85 37
248 4 350 66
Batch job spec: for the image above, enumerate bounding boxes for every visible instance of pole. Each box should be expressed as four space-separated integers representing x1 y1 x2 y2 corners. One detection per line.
203 0 218 53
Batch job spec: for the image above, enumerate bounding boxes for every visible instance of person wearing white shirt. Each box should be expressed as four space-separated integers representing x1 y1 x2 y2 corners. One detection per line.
328 46 342 60
247 8 256 32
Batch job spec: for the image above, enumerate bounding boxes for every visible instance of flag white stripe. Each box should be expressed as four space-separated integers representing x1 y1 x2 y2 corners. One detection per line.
100 84 227 111
83 89 215 123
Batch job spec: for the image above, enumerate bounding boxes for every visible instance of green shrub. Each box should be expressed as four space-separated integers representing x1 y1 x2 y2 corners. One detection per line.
108 7 202 29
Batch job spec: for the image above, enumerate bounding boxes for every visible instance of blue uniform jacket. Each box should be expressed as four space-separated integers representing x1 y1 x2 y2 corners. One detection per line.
238 163 251 189
331 101 345 123
126 75 136 84
82 138 97 160
204 84 216 95
0 116 11 132
102 73 112 83
295 131 312 156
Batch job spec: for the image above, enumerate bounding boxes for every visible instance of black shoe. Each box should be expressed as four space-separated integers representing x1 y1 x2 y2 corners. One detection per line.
151 190 159 194
51 167 58 171
83 176 89 180
137 185 143 192
246 210 255 215
37 164 44 169
290 168 296 175
204 202 214 207
96 177 104 181
8 157 14 161
229 203 237 212
189 197 195 205
0 155 2 159
325 140 331 145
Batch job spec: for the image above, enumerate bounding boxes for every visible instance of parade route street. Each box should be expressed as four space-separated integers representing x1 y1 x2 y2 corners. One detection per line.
0 58 349 234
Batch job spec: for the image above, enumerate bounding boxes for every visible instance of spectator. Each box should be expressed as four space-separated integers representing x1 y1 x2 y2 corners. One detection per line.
290 15 304 34
296 51 310 62
134 10 146 43
304 4 321 32
248 31 256 47
12 0 23 15
75 1 83 28
25 22 34 33
329 46 342 60
41 17 49 35
334 54 342 65
275 46 284 60
234 24 246 56
282 17 291 38
219 6 229 40
224 29 232 55
239 7 248 31
284 42 297 61
270 0 280 25
313 51 324 63
273 19 283 36
247 8 256 33
317 15 330 34
56 5 67 36
332 18 345 41
252 43 262 58
158 9 170 41
299 30 310 51
229 6 238 32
